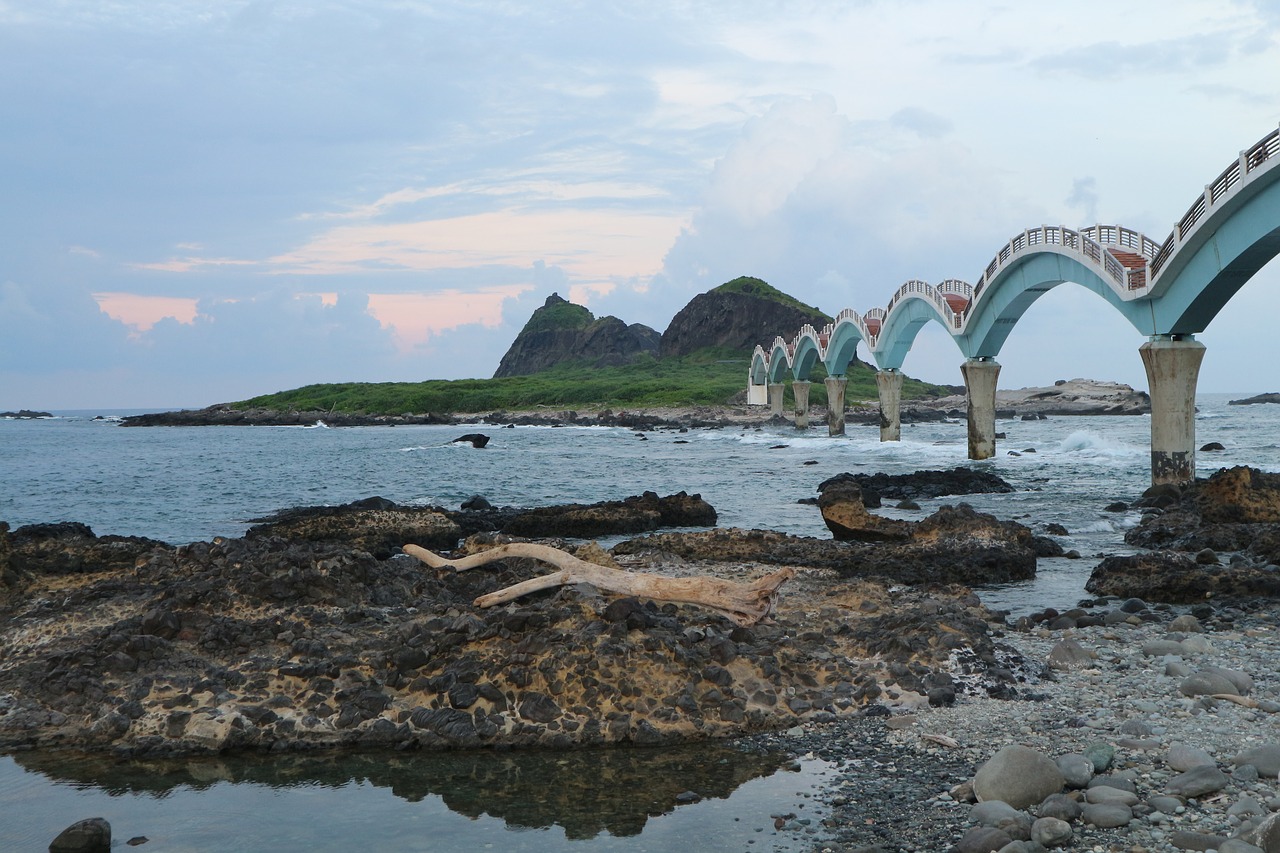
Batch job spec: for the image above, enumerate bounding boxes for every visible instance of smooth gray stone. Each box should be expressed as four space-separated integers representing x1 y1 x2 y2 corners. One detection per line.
1254 811 1280 853
1180 671 1242 697
1167 742 1216 771
1166 659 1194 677
1055 754 1094 788
954 826 1013 853
1087 775 1136 793
1231 795 1267 818
1081 802 1132 828
974 745 1065 811
971 800 1026 827
1234 744 1280 778
1142 639 1186 656
1218 839 1264 853
1169 614 1204 632
1030 816 1072 847
1082 742 1114 773
1180 634 1214 654
1048 639 1097 670
1205 665 1254 694
1085 785 1139 806
1170 830 1233 851
1149 795 1184 814
1167 764 1230 798
1038 792 1081 822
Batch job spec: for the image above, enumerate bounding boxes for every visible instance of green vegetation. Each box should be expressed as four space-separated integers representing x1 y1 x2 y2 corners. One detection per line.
521 299 594 333
712 276 832 321
234 348 950 415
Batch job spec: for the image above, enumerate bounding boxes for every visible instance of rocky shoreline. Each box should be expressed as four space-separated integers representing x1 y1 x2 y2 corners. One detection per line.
114 378 1150 429
9 465 1280 852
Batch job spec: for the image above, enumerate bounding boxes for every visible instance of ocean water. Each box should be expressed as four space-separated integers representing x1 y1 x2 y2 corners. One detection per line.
3 393 1279 850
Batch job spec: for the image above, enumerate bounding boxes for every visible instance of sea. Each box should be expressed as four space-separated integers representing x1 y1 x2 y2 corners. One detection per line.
2 393 1277 851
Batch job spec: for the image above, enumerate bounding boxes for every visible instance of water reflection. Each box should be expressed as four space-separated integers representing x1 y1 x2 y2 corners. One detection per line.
11 744 815 849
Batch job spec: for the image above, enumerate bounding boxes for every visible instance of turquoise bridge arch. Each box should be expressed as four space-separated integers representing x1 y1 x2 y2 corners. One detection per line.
750 124 1280 484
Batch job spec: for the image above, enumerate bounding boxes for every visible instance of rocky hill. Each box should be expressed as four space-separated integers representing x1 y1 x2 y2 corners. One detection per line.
660 276 833 359
493 294 660 378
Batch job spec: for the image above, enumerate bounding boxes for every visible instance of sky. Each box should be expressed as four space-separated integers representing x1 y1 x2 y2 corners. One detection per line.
3 0 1280 409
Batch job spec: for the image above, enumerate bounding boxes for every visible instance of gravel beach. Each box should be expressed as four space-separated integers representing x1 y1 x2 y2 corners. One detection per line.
742 598 1280 853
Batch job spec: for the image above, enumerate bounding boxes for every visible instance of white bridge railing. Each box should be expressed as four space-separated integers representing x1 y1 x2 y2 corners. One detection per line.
750 123 1280 389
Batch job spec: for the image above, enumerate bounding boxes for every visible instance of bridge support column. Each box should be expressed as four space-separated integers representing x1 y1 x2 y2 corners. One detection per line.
767 383 785 417
961 358 1000 460
876 369 903 442
1140 337 1206 486
825 377 847 436
792 381 811 430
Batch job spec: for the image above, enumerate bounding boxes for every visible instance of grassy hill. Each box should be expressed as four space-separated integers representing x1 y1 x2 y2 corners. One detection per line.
234 348 949 415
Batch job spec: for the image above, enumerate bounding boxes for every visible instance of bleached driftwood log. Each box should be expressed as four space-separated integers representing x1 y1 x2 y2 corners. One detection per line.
403 542 793 626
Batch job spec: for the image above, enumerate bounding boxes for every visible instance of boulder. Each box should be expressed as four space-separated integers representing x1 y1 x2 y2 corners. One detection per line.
247 501 463 558
1085 551 1280 603
49 818 111 853
501 491 717 538
816 467 1015 501
817 481 911 542
973 745 1065 810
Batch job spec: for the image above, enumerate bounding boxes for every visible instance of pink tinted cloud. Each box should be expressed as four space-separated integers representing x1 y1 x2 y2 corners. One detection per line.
93 292 199 330
366 286 531 353
269 209 682 281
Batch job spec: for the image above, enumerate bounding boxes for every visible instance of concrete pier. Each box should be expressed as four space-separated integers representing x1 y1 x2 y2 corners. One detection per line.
825 376 847 436
792 380 811 430
767 383 785 417
1140 337 1206 486
876 369 903 442
960 358 1000 460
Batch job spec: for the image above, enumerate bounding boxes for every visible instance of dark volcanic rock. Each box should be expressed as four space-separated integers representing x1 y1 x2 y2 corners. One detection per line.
247 500 464 558
121 406 456 427
659 277 831 359
1228 392 1280 405
1085 551 1280 603
501 491 717 538
0 409 53 419
451 433 490 448
0 516 1020 756
494 293 660 378
1126 467 1280 566
7 522 166 576
616 503 1038 586
816 468 1015 502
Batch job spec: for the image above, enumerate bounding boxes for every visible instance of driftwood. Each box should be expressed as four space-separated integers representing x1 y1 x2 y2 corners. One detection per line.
403 542 794 626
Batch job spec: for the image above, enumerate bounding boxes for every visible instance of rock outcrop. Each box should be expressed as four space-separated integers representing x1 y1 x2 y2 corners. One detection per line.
615 503 1043 586
1086 466 1280 602
1228 392 1280 406
493 293 660 378
0 520 1026 757
660 277 832 359
919 379 1151 417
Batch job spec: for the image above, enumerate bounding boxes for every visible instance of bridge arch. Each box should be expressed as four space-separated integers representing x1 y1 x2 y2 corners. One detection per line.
766 337 793 383
1146 162 1280 334
823 309 872 375
790 325 823 379
957 251 1152 357
872 281 965 369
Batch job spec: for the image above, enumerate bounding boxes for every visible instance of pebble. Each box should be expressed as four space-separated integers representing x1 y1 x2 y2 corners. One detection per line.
765 601 1280 852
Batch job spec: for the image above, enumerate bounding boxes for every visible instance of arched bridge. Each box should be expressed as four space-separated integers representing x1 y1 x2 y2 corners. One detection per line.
749 123 1280 485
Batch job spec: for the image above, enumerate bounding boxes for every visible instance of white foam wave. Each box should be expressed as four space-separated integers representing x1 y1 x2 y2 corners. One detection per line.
1054 430 1142 458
